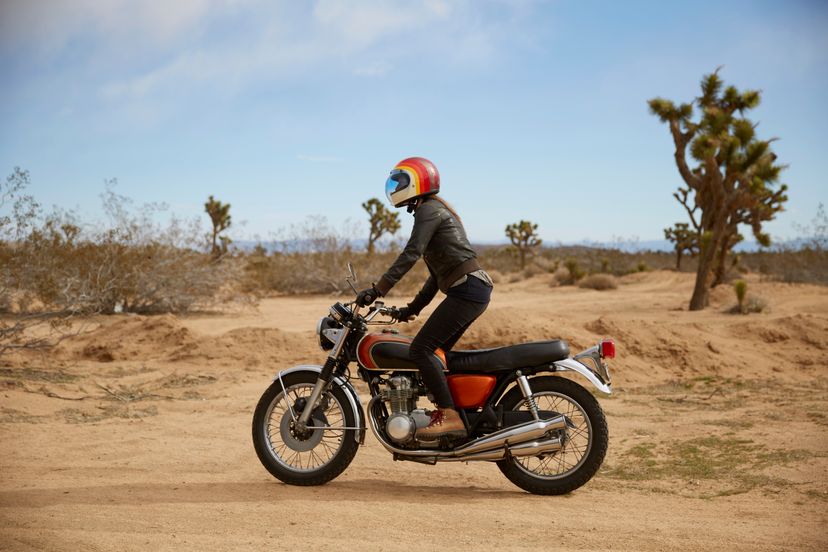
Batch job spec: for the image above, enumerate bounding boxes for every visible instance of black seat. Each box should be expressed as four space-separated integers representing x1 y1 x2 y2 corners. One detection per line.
446 340 570 373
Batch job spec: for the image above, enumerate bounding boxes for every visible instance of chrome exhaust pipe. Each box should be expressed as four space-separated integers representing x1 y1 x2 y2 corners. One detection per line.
509 436 563 457
367 396 567 459
451 416 567 456
438 436 563 462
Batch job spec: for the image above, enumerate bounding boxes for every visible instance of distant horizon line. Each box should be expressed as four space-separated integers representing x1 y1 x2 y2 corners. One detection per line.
231 237 810 254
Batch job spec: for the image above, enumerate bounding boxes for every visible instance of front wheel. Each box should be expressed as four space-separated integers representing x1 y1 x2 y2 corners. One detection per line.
252 371 360 486
496 376 608 495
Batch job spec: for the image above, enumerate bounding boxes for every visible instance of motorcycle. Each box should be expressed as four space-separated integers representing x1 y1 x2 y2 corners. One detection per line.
252 264 613 495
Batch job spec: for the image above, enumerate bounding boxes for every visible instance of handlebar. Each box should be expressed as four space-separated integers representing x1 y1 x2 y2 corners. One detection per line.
362 301 402 324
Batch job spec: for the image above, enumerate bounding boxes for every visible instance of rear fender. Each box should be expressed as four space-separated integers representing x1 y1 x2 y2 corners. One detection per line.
551 358 612 395
273 365 365 444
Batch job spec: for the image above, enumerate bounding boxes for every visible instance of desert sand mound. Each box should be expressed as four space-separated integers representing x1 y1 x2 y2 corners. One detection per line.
170 326 312 365
60 314 199 362
56 313 314 369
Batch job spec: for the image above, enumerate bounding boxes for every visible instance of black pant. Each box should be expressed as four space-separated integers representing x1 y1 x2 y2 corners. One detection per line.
409 295 489 408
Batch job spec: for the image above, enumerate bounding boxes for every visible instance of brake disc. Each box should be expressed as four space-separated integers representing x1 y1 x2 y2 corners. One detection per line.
280 412 326 452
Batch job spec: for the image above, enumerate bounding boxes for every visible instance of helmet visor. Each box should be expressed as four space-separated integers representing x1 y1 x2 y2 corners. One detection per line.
385 171 411 205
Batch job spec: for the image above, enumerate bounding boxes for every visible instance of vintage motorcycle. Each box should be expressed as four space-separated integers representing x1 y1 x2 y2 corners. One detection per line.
252 265 613 495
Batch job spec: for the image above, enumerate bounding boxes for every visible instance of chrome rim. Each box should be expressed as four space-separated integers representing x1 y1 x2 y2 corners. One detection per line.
512 391 592 480
263 383 346 473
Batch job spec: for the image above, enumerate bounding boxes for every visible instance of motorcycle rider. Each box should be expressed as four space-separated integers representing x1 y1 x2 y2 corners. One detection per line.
355 157 493 441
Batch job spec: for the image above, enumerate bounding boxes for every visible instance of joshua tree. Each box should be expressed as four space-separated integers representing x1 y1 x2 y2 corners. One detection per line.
362 198 400 254
649 69 788 310
505 220 542 269
663 222 698 271
205 195 232 259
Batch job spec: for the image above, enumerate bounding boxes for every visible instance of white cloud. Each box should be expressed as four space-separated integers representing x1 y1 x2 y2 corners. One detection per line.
0 0 233 56
2 0 543 118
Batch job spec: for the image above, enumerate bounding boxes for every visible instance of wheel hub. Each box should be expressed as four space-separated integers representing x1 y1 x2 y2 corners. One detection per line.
280 412 325 452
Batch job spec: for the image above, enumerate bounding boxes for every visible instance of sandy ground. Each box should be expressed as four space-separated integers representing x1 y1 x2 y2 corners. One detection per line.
1 270 827 551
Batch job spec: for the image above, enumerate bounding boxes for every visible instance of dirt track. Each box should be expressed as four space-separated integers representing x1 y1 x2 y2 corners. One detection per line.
1 271 827 550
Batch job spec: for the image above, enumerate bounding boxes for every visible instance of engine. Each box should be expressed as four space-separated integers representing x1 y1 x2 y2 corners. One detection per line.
381 375 431 444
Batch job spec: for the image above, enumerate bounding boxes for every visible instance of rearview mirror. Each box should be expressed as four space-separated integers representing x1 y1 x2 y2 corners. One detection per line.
346 263 359 294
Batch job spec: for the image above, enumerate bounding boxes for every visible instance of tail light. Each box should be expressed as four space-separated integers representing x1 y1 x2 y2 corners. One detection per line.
599 339 616 359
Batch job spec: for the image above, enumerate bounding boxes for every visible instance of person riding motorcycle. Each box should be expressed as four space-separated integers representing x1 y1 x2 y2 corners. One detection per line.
355 157 493 441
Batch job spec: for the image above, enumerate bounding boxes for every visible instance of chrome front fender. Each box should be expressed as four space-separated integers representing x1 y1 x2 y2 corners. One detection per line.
552 358 612 395
273 365 365 444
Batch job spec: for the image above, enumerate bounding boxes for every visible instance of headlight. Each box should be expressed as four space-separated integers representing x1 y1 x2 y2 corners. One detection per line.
316 316 342 351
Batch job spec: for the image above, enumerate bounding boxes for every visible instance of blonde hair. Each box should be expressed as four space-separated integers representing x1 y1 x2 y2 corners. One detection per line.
430 196 464 227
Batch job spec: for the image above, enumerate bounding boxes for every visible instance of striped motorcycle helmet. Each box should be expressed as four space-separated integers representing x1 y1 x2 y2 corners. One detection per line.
385 157 440 208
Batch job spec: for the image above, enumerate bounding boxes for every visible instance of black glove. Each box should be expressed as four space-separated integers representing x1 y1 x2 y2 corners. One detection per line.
355 285 379 307
389 306 415 322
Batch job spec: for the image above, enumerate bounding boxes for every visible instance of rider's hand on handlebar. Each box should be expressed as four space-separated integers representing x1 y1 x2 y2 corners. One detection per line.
389 306 415 322
355 285 379 307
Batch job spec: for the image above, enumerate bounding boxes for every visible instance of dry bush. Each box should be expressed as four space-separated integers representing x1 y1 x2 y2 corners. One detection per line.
728 295 767 315
477 245 520 274
740 204 828 285
741 248 828 285
579 273 618 291
1 176 242 317
240 217 429 296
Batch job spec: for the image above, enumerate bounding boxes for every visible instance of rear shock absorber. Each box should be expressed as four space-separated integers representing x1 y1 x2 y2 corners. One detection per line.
516 371 540 421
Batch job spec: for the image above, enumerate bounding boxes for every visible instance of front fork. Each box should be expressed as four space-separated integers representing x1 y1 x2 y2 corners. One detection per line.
295 310 356 429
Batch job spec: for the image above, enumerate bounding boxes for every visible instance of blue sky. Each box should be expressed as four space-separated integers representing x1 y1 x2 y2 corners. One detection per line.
1 0 826 245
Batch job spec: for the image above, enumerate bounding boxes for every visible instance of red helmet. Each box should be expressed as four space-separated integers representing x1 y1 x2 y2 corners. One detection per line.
385 157 440 208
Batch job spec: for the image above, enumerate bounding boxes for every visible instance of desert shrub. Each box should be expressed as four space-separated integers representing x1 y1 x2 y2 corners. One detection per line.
740 204 828 285
579 273 618 291
728 280 766 315
563 258 585 284
477 245 521 274
551 267 568 286
636 261 650 272
239 217 429 296
744 296 767 313
1 177 241 315
522 264 543 278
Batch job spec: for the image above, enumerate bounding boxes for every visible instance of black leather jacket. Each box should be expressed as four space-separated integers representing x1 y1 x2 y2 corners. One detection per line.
375 198 481 313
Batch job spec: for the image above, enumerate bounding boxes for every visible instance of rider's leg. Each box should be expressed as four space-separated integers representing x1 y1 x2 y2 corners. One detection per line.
410 295 488 439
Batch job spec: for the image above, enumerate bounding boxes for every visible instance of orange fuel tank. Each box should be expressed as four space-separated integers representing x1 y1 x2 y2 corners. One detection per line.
447 374 497 409
357 333 447 372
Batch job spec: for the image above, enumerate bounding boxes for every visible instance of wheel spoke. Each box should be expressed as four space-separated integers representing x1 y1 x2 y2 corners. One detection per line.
262 382 349 474
510 389 594 480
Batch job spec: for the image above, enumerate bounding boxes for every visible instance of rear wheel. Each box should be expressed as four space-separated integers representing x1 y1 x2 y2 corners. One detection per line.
252 371 360 486
496 376 608 495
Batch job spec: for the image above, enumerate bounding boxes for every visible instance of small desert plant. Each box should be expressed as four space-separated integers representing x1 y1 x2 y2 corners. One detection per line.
733 279 748 313
636 261 650 272
729 280 766 314
579 274 618 291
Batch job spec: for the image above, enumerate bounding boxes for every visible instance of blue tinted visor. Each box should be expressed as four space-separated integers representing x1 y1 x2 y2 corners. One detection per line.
385 171 410 204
